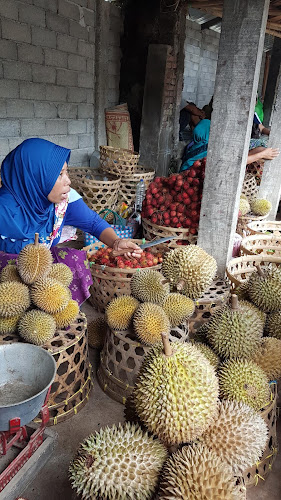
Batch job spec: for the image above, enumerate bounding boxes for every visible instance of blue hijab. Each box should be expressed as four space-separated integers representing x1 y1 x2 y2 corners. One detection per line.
0 138 71 254
180 119 211 171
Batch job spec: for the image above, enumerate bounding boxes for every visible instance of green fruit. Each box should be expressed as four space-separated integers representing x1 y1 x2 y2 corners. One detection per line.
17 242 52 284
130 269 170 304
163 293 195 327
31 278 71 314
0 315 21 335
48 263 73 287
18 309 56 345
192 342 220 369
53 299 79 328
248 267 281 312
239 198 250 215
106 296 139 331
251 337 281 380
133 303 170 345
266 311 281 339
0 264 22 283
250 198 272 216
0 281 30 318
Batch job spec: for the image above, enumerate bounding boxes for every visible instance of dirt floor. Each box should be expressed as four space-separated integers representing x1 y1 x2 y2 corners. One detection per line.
21 299 281 500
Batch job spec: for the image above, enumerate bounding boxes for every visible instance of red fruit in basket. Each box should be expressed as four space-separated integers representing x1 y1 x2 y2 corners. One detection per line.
176 194 183 203
188 168 196 178
155 192 160 199
190 228 198 235
177 203 185 213
185 197 191 205
151 216 157 224
192 194 199 202
152 199 158 207
159 205 165 212
202 157 207 167
155 177 162 184
187 187 194 196
158 196 164 204
170 175 177 183
164 219 170 226
176 222 182 228
190 202 198 210
193 160 201 168
191 210 198 217
170 210 176 217
163 211 169 219
147 207 154 216
191 178 200 186
151 187 158 194
170 203 177 211
172 217 179 224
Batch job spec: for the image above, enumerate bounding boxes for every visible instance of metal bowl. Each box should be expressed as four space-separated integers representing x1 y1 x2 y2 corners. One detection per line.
0 344 56 431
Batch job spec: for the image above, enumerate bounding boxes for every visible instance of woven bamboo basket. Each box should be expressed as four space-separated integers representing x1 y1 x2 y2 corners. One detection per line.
100 145 140 176
35 312 93 426
247 220 281 236
243 382 278 488
188 278 231 335
226 255 281 289
246 161 264 185
119 166 155 206
97 323 189 404
240 234 281 257
142 218 197 246
84 240 168 312
241 173 259 200
68 167 120 212
237 213 268 238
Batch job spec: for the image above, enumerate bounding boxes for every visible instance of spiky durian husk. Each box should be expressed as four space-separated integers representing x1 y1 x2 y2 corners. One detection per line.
239 198 250 216
202 400 268 475
17 243 53 284
161 245 217 299
218 359 270 411
191 342 220 369
133 342 219 446
52 299 79 328
47 263 73 287
240 193 248 201
248 268 281 312
251 337 281 380
266 311 281 339
233 282 249 301
0 315 21 334
0 264 22 283
0 282 30 318
130 269 170 304
250 198 272 216
106 296 139 331
133 303 170 345
158 443 245 500
206 300 263 360
69 423 168 500
162 293 195 327
88 316 107 349
30 277 71 314
18 309 56 345
191 322 210 344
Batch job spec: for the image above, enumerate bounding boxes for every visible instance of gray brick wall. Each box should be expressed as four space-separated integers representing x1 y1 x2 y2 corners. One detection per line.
0 0 123 166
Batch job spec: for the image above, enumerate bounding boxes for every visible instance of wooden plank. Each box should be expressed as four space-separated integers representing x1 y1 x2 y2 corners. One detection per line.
197 0 270 276
259 65 281 217
201 17 222 30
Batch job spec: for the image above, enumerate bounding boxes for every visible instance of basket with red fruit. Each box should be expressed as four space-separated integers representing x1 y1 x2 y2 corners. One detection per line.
84 240 167 312
99 145 140 176
141 159 206 246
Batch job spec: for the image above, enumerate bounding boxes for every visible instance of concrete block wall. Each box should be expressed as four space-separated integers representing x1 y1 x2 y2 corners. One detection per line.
0 0 123 166
107 4 123 109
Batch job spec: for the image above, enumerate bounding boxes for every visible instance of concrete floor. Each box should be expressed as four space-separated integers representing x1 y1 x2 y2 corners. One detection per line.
21 299 281 500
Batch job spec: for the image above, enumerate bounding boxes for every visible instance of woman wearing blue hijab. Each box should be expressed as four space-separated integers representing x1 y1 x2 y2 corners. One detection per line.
180 119 211 172
0 138 142 304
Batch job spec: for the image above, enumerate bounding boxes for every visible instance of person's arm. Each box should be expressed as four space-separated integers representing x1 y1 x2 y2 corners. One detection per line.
259 123 270 136
247 147 279 164
186 103 205 119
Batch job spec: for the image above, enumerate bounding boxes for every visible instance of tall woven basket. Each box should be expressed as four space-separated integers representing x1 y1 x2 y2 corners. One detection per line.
237 213 268 238
84 240 168 312
97 324 189 404
240 234 281 257
100 146 140 176
247 220 281 236
69 167 120 213
142 218 197 246
226 255 281 289
118 166 155 207
243 382 278 488
241 173 259 200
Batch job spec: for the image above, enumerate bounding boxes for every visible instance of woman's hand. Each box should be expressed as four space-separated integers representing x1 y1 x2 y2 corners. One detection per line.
261 147 279 160
112 238 143 259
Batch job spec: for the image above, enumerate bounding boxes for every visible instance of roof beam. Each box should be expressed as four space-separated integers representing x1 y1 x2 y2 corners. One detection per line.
201 16 221 30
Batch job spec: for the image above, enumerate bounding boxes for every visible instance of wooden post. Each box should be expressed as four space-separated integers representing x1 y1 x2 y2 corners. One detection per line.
263 37 281 126
197 0 270 277
259 65 281 218
261 52 271 101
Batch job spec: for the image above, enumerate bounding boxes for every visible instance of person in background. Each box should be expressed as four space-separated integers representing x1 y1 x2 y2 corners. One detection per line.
179 98 205 141
180 119 211 172
0 138 142 305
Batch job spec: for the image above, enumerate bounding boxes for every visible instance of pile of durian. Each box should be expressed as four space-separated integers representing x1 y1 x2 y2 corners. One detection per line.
239 193 272 217
0 234 79 346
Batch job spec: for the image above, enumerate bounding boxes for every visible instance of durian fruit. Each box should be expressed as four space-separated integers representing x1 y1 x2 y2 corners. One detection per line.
0 264 22 283
53 299 79 329
191 342 220 369
133 303 170 345
158 443 245 500
133 338 219 445
251 337 281 380
18 309 56 345
239 197 250 215
248 266 281 312
0 315 21 334
240 193 248 200
30 277 71 314
88 316 108 349
192 322 210 344
206 295 263 360
69 423 168 500
130 269 170 304
162 293 195 327
233 281 249 301
106 296 139 331
250 198 272 216
218 359 270 411
17 233 53 284
0 281 30 318
161 245 217 299
266 311 281 339
47 263 73 287
202 400 268 475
